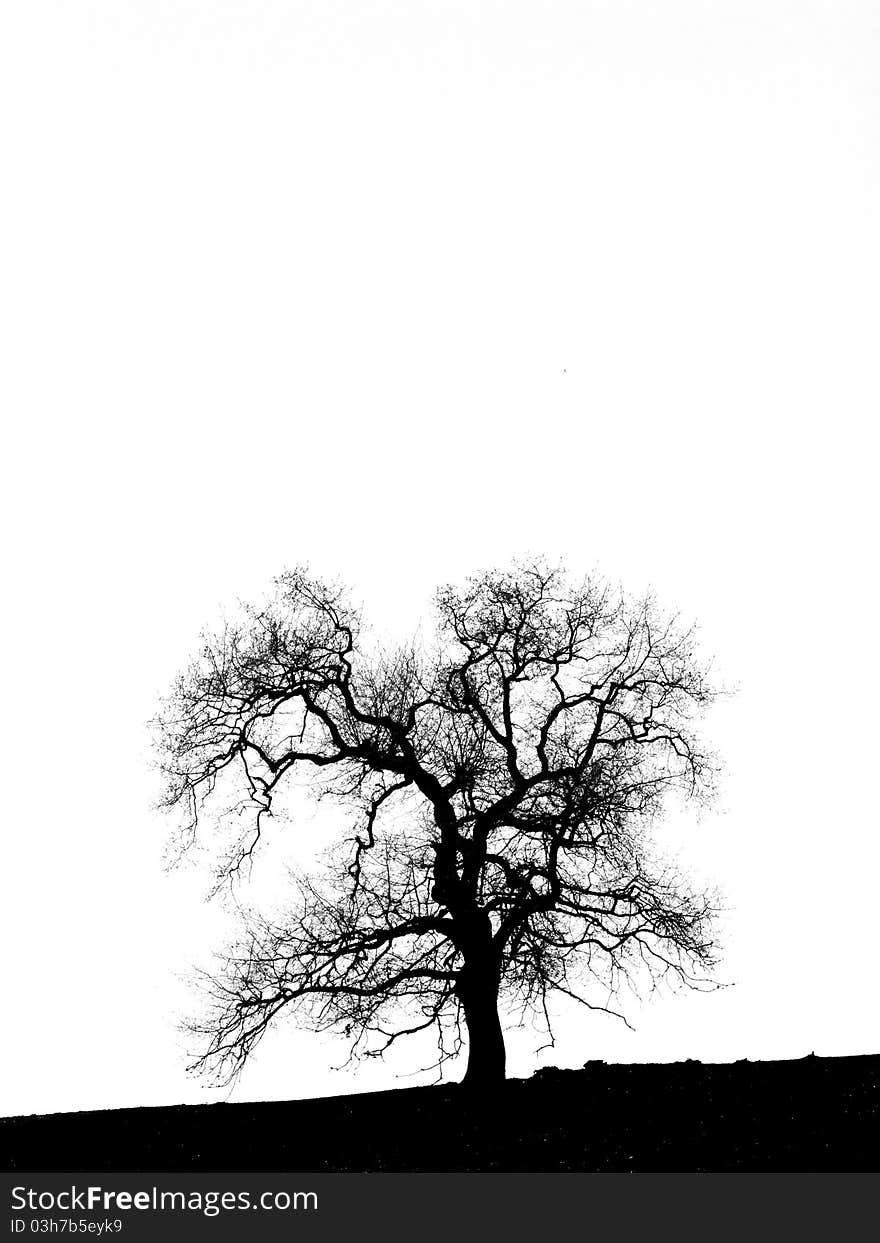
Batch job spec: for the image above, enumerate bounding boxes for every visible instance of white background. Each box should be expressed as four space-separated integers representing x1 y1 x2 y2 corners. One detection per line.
1 1 877 1118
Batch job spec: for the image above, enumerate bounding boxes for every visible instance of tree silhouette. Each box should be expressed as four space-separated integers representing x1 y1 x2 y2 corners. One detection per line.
156 560 720 1090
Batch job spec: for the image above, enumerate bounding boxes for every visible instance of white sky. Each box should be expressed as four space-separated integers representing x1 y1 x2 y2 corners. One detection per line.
1 1 878 1117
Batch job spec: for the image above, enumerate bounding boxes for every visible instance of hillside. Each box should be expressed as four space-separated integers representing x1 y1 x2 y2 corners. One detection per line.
2 1053 878 1172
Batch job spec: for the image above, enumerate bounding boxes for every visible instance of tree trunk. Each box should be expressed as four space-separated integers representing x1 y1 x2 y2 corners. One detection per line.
458 971 506 1090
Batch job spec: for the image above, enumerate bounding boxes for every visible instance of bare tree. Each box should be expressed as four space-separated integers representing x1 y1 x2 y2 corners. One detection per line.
155 560 721 1090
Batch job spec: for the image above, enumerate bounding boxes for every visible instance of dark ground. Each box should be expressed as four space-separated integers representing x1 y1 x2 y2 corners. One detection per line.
2 1053 878 1172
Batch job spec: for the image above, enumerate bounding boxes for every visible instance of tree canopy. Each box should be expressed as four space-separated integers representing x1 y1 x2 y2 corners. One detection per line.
155 560 721 1088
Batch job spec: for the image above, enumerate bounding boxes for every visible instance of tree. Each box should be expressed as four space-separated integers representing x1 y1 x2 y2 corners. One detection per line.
155 560 721 1091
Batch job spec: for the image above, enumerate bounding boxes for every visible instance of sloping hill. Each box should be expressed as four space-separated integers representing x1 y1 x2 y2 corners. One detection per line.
2 1054 878 1172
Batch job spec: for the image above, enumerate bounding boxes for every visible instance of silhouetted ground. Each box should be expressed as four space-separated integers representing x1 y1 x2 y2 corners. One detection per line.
2 1054 878 1172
